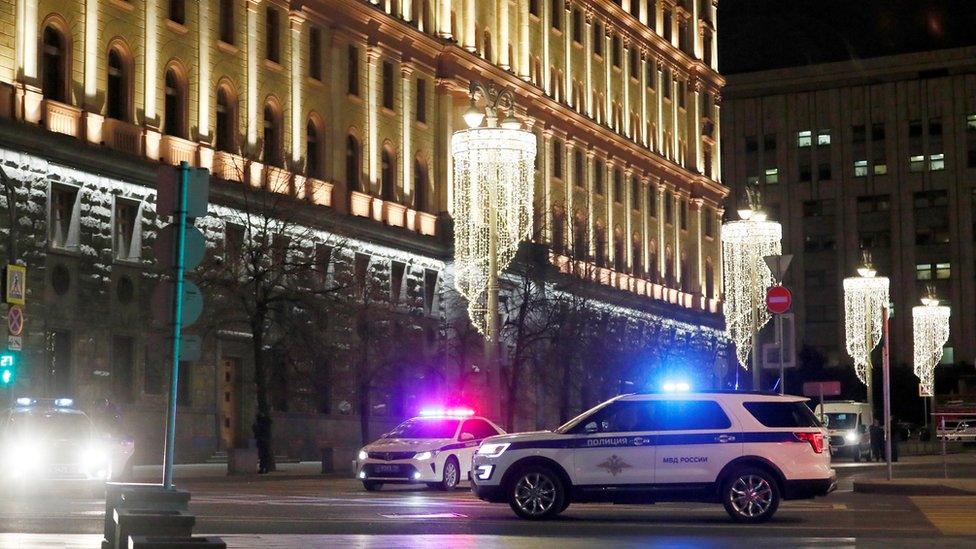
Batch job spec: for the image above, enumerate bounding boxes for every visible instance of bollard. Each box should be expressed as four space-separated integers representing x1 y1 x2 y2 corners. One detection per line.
321 447 334 474
102 483 191 549
114 509 195 549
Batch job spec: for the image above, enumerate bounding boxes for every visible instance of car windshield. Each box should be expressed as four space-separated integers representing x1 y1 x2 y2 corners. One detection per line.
387 419 459 439
824 412 857 430
554 400 615 434
3 410 93 440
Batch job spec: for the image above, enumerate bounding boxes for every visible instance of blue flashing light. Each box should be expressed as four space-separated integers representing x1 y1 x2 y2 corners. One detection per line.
662 381 691 393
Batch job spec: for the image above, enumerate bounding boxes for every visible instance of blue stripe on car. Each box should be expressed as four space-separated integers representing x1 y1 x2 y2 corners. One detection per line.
505 432 799 450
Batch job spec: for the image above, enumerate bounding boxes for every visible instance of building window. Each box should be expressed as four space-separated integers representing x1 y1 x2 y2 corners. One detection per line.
306 119 323 179
49 184 80 250
648 187 657 216
113 198 140 262
613 169 623 203
663 9 672 42
909 155 925 172
266 8 280 63
665 192 674 224
106 47 131 121
612 36 621 68
763 134 776 152
679 200 688 230
414 159 429 212
168 1 185 25
817 129 831 146
852 124 866 144
929 153 945 171
381 146 396 201
854 160 868 177
551 0 562 30
112 335 135 403
41 25 68 103
382 61 395 110
552 139 563 179
572 9 583 43
874 163 887 175
416 78 427 123
262 102 282 167
593 22 603 56
574 149 584 187
347 46 360 96
916 263 950 280
529 0 539 17
346 135 361 191
764 168 778 184
745 135 758 153
704 211 714 237
215 84 237 153
966 114 976 168
309 27 323 80
796 130 812 147
818 162 831 181
163 66 187 138
219 0 234 44
390 261 406 303
629 49 639 77
594 160 605 195
631 177 640 210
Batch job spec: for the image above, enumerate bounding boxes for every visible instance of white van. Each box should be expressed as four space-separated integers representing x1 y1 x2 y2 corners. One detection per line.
814 401 873 461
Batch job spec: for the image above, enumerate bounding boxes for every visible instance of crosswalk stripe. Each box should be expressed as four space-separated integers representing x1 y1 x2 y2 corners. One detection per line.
910 496 976 536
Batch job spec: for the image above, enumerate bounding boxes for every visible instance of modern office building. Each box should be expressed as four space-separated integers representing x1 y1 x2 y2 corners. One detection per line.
722 46 976 372
0 0 725 463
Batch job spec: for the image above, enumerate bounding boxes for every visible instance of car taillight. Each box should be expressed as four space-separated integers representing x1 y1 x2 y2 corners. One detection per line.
794 432 824 453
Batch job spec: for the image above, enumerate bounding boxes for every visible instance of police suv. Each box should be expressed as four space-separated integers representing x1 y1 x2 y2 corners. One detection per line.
357 408 505 491
471 391 834 522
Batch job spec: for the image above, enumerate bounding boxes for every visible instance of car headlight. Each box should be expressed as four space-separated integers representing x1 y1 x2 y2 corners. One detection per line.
80 446 109 473
844 431 859 443
476 442 510 458
5 440 45 470
358 450 368 461
414 451 435 461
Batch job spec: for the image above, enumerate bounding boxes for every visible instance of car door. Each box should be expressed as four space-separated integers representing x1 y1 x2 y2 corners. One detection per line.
651 398 742 485
572 400 655 486
458 419 501 478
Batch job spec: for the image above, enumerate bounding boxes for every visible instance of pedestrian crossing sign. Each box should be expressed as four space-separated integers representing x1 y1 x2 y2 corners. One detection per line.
5 264 26 305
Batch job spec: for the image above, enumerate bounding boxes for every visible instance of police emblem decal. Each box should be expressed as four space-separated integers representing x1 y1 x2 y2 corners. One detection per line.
596 454 632 476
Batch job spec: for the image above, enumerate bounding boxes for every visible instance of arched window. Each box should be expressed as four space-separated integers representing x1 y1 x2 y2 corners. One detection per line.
306 118 324 178
552 206 565 254
163 65 187 138
649 239 659 282
262 101 282 167
345 135 361 191
106 47 131 120
705 260 715 299
215 84 237 153
665 246 675 285
594 229 607 268
381 146 396 202
573 214 587 259
680 255 690 292
41 25 68 103
632 234 642 276
413 158 428 212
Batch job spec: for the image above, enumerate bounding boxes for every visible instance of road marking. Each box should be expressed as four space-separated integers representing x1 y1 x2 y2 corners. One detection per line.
910 496 976 536
379 513 468 519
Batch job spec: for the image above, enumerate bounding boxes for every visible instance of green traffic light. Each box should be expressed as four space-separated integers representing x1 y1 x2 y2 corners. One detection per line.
1 369 10 384
0 352 14 385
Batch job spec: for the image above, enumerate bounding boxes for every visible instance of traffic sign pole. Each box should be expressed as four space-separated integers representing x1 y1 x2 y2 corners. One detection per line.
162 162 190 491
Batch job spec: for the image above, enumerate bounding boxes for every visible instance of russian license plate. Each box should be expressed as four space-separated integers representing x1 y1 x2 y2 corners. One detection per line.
50 464 76 476
375 464 400 474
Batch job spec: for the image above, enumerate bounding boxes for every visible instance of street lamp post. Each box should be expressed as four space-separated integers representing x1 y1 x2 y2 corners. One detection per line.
843 255 891 479
451 81 536 419
912 289 950 428
721 190 782 389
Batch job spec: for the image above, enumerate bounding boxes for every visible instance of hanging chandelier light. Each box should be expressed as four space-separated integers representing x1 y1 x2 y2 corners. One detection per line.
451 81 536 333
912 289 950 397
721 187 782 369
843 254 889 385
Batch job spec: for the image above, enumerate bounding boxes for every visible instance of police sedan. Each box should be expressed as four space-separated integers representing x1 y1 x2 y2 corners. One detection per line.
356 408 505 491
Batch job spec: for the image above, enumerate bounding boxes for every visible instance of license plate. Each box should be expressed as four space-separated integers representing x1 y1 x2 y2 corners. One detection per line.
375 465 399 474
50 464 76 476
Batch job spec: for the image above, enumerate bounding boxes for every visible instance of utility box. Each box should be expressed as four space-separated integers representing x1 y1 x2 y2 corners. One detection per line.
114 509 195 549
102 483 191 549
128 535 226 549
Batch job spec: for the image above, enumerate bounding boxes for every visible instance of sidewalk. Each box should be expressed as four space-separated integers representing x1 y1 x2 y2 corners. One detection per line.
131 461 346 483
847 452 976 496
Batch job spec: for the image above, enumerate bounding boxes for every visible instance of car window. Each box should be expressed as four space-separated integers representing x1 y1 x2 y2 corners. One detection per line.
571 401 654 434
824 413 857 430
743 402 822 428
461 419 499 441
387 419 460 439
650 400 731 431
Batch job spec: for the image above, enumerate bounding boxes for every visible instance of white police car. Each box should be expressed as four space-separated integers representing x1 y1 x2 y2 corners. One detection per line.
356 408 505 491
471 391 835 522
0 398 135 487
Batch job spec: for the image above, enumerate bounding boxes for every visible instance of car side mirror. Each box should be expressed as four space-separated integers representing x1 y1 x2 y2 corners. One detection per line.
460 432 475 442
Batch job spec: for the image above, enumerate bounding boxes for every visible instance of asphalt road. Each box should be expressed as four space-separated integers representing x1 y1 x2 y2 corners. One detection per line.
2 456 975 548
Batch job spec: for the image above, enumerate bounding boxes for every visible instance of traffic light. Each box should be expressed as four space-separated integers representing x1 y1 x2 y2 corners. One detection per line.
0 350 15 385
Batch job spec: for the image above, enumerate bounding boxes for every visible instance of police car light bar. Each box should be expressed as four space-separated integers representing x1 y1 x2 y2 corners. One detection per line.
419 407 475 418
661 381 691 393
54 398 74 408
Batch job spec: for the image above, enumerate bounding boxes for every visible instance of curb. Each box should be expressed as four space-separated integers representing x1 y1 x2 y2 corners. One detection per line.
133 473 352 484
853 480 976 496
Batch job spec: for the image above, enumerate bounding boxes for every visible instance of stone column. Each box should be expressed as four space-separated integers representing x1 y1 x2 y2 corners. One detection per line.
586 149 596 258
604 26 612 126
655 0 664 35
639 50 648 148
622 40 631 138
606 158 615 267
624 166 634 271
673 191 682 285
542 0 550 93
692 198 704 296
464 0 476 51
519 0 530 78
584 11 593 116
289 12 305 164
401 63 414 197
403 0 413 22
437 0 452 38
499 0 510 70
246 0 261 146
541 129 553 242
366 46 382 193
688 80 702 173
565 138 575 251
657 185 665 278
641 176 651 275
713 94 722 182
435 78 457 214
671 74 680 161
639 0 648 25
654 59 664 153
83 0 99 102
564 1 572 106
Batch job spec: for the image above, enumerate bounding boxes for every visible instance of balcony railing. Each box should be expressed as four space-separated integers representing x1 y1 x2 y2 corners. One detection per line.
159 134 196 166
102 118 143 156
43 100 82 138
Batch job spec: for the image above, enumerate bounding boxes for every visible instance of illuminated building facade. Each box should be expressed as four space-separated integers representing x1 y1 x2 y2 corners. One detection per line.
0 0 725 462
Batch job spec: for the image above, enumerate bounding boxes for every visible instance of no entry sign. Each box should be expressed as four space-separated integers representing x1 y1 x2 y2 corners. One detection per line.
765 285 792 314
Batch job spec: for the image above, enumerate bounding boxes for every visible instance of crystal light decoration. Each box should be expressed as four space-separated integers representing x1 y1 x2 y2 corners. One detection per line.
912 298 950 397
843 274 889 384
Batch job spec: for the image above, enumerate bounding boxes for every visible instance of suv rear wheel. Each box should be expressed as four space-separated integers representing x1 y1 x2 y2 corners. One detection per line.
507 465 566 520
722 468 780 523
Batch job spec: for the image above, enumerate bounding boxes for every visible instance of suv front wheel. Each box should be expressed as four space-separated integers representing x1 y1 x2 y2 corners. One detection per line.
722 468 781 523
507 466 566 520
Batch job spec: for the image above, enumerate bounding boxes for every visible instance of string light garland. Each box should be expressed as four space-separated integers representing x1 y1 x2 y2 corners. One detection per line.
451 85 536 333
912 299 950 397
721 217 781 369
843 275 889 385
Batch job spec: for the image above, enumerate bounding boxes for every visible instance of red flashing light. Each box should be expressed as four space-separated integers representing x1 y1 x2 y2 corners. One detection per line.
794 431 824 454
419 407 475 418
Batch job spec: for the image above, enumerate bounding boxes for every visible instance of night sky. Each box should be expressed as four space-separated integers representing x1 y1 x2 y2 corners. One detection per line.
718 0 976 74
